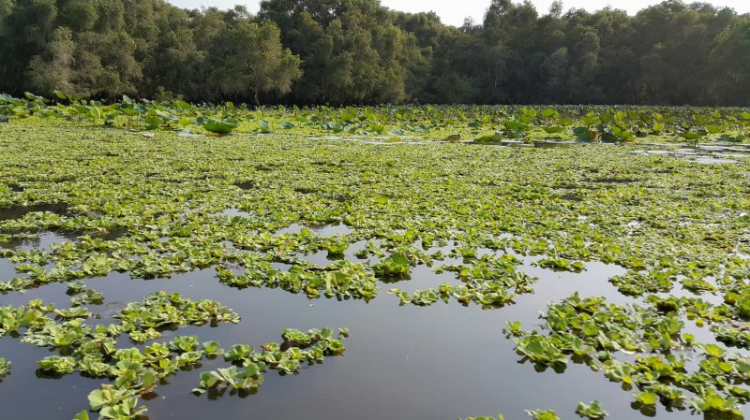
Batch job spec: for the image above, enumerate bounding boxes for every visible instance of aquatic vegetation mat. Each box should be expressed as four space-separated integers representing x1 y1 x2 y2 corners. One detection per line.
2 94 750 143
0 115 749 419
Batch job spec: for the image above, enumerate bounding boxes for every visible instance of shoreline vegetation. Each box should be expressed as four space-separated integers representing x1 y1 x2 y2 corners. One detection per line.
0 0 748 106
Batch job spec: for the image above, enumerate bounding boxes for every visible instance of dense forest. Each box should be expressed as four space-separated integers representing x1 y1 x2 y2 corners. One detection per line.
1 0 749 105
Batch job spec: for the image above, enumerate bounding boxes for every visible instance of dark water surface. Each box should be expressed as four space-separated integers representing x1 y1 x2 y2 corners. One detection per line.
0 203 70 221
0 227 744 420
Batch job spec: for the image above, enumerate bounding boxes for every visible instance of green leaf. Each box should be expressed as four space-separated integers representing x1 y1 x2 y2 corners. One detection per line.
391 253 410 266
259 120 272 133
636 391 658 405
681 132 702 140
88 389 109 411
572 127 597 142
143 116 162 131
542 126 564 134
73 411 90 420
576 400 607 419
526 409 560 420
203 120 237 134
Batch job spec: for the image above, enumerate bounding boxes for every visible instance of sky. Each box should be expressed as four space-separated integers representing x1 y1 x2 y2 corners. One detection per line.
167 0 750 27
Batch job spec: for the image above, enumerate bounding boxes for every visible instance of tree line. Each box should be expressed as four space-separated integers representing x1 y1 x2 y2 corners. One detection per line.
1 0 748 106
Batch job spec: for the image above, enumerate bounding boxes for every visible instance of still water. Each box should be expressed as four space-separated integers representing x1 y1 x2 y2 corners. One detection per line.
0 227 742 420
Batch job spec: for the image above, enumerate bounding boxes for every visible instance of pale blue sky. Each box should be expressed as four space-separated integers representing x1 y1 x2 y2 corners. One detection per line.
167 0 750 26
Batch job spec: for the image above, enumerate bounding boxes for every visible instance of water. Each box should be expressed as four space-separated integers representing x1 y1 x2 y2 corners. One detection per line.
0 232 75 252
0 267 634 420
276 223 355 237
177 131 208 139
1 246 735 420
219 209 254 219
631 144 749 166
0 213 744 418
0 185 742 420
691 157 739 165
0 258 15 278
0 203 70 222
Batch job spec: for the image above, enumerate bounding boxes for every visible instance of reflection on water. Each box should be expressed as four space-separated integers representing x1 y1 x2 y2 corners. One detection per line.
0 232 75 252
276 223 355 237
0 203 70 221
177 131 208 139
0 258 16 280
219 208 254 219
692 157 738 165
631 143 749 166
1 228 127 256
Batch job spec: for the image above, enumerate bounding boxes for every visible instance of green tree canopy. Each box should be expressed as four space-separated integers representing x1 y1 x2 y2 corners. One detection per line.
0 0 748 105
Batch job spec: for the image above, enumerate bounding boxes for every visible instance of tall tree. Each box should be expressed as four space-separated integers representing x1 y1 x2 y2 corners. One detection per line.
208 20 301 104
27 26 76 94
709 16 750 105
259 0 422 104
